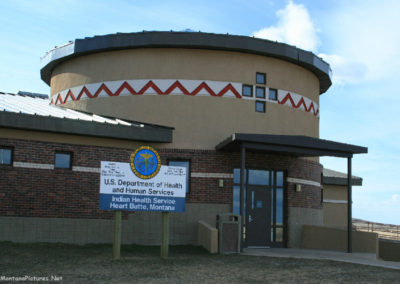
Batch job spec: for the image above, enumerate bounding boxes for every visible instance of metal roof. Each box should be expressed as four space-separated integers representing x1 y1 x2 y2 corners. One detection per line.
40 31 332 94
216 133 368 158
0 92 173 142
323 168 363 186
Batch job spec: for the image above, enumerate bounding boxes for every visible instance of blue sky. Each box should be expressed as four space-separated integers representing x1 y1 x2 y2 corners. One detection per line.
1 0 399 224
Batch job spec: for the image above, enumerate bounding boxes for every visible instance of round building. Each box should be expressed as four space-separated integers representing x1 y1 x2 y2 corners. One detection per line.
22 31 365 248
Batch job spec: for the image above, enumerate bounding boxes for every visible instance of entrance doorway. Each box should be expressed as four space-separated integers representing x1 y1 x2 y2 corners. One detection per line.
233 169 285 248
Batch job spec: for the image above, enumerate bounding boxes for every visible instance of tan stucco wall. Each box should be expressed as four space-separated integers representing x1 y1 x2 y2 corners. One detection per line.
301 225 378 253
0 203 229 245
378 239 400 261
323 203 347 230
49 48 320 150
50 48 320 100
288 207 323 248
322 185 348 229
323 184 348 200
62 95 318 149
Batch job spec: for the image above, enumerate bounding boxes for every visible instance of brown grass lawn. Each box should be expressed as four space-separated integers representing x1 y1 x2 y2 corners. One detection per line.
1 242 399 283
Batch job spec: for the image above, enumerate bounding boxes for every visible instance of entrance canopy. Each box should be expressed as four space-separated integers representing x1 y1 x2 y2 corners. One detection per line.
216 133 367 157
216 133 367 253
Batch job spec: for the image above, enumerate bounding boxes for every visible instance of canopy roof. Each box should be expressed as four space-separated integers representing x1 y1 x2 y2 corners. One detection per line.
216 133 368 158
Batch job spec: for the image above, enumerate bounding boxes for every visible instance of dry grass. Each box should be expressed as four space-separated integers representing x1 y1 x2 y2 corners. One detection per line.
1 242 400 283
353 218 400 241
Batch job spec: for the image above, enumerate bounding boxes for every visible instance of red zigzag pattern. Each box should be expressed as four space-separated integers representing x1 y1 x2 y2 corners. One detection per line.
52 81 318 116
279 93 319 116
53 80 241 105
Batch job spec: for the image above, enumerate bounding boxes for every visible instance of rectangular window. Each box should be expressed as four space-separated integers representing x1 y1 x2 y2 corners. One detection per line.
168 160 190 193
256 87 266 99
269 88 278 100
256 72 266 84
242 85 253 97
55 151 72 169
0 147 12 165
255 101 265 113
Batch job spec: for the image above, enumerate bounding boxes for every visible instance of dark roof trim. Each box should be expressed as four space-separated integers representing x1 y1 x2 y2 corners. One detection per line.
40 31 332 94
322 168 363 186
216 133 368 158
0 111 172 143
322 176 363 186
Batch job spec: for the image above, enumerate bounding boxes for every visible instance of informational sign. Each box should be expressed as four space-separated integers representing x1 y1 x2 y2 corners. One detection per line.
100 161 186 212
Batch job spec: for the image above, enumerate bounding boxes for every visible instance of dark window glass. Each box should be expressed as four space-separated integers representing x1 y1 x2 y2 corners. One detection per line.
248 169 269 185
233 168 247 184
256 87 265 99
276 188 284 225
242 85 253 97
256 72 266 84
256 101 265 113
276 171 284 186
168 160 190 193
269 88 277 100
232 185 246 214
55 152 71 169
0 147 12 165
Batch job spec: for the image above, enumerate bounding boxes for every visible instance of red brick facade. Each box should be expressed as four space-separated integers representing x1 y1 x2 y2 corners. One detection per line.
0 138 322 219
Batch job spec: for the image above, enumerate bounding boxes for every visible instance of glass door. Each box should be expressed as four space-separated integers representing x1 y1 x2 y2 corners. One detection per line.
233 169 285 247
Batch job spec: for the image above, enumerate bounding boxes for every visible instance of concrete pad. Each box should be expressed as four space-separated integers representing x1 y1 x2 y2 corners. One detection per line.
242 248 400 270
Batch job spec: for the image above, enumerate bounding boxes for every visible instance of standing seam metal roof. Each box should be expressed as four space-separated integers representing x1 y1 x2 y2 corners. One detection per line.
0 92 173 142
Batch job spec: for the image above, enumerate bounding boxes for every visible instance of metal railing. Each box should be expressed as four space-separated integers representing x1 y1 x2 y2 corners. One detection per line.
353 221 400 241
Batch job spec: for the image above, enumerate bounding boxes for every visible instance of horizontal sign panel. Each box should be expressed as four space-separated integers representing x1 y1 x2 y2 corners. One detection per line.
100 161 186 212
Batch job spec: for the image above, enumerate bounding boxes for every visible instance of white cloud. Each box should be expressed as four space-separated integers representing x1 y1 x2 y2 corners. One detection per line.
252 1 319 52
323 0 400 81
318 53 367 85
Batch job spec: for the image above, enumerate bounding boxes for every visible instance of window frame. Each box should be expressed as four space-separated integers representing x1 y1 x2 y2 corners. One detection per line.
255 86 266 99
54 151 73 169
0 146 13 166
269 88 278 101
256 72 266 85
167 159 191 194
255 101 266 113
242 84 253 97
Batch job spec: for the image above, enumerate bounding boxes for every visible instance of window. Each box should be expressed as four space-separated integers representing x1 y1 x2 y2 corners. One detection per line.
0 147 12 165
168 160 190 193
255 101 265 113
256 87 265 99
55 151 72 169
269 88 277 100
256 72 266 84
242 85 253 97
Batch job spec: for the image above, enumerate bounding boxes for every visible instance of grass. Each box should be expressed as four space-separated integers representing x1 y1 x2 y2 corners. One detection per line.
1 242 400 283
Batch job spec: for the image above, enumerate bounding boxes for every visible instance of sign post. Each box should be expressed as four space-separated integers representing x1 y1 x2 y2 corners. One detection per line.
113 211 122 260
161 212 170 258
99 146 186 260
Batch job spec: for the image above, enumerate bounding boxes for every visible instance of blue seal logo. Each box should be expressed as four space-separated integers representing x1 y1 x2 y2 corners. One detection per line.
130 146 161 179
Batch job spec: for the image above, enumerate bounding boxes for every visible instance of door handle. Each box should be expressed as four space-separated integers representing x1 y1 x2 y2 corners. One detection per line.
248 214 253 223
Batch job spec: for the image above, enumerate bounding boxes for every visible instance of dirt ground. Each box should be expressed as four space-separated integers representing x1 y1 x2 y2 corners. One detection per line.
1 242 399 283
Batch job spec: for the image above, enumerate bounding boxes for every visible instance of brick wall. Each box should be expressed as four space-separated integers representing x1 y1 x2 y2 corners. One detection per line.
0 138 322 219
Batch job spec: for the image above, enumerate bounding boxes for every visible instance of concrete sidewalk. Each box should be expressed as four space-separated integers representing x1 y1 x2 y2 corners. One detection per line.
242 248 400 270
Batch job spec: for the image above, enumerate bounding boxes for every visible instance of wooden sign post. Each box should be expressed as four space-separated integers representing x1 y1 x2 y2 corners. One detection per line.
113 211 122 260
100 147 186 261
161 212 170 258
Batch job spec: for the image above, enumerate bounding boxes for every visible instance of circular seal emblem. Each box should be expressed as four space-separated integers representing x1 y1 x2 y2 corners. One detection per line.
130 146 161 179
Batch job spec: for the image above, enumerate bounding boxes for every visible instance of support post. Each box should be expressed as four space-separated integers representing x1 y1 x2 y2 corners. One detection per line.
113 211 122 260
161 212 170 258
240 144 246 252
347 156 352 253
